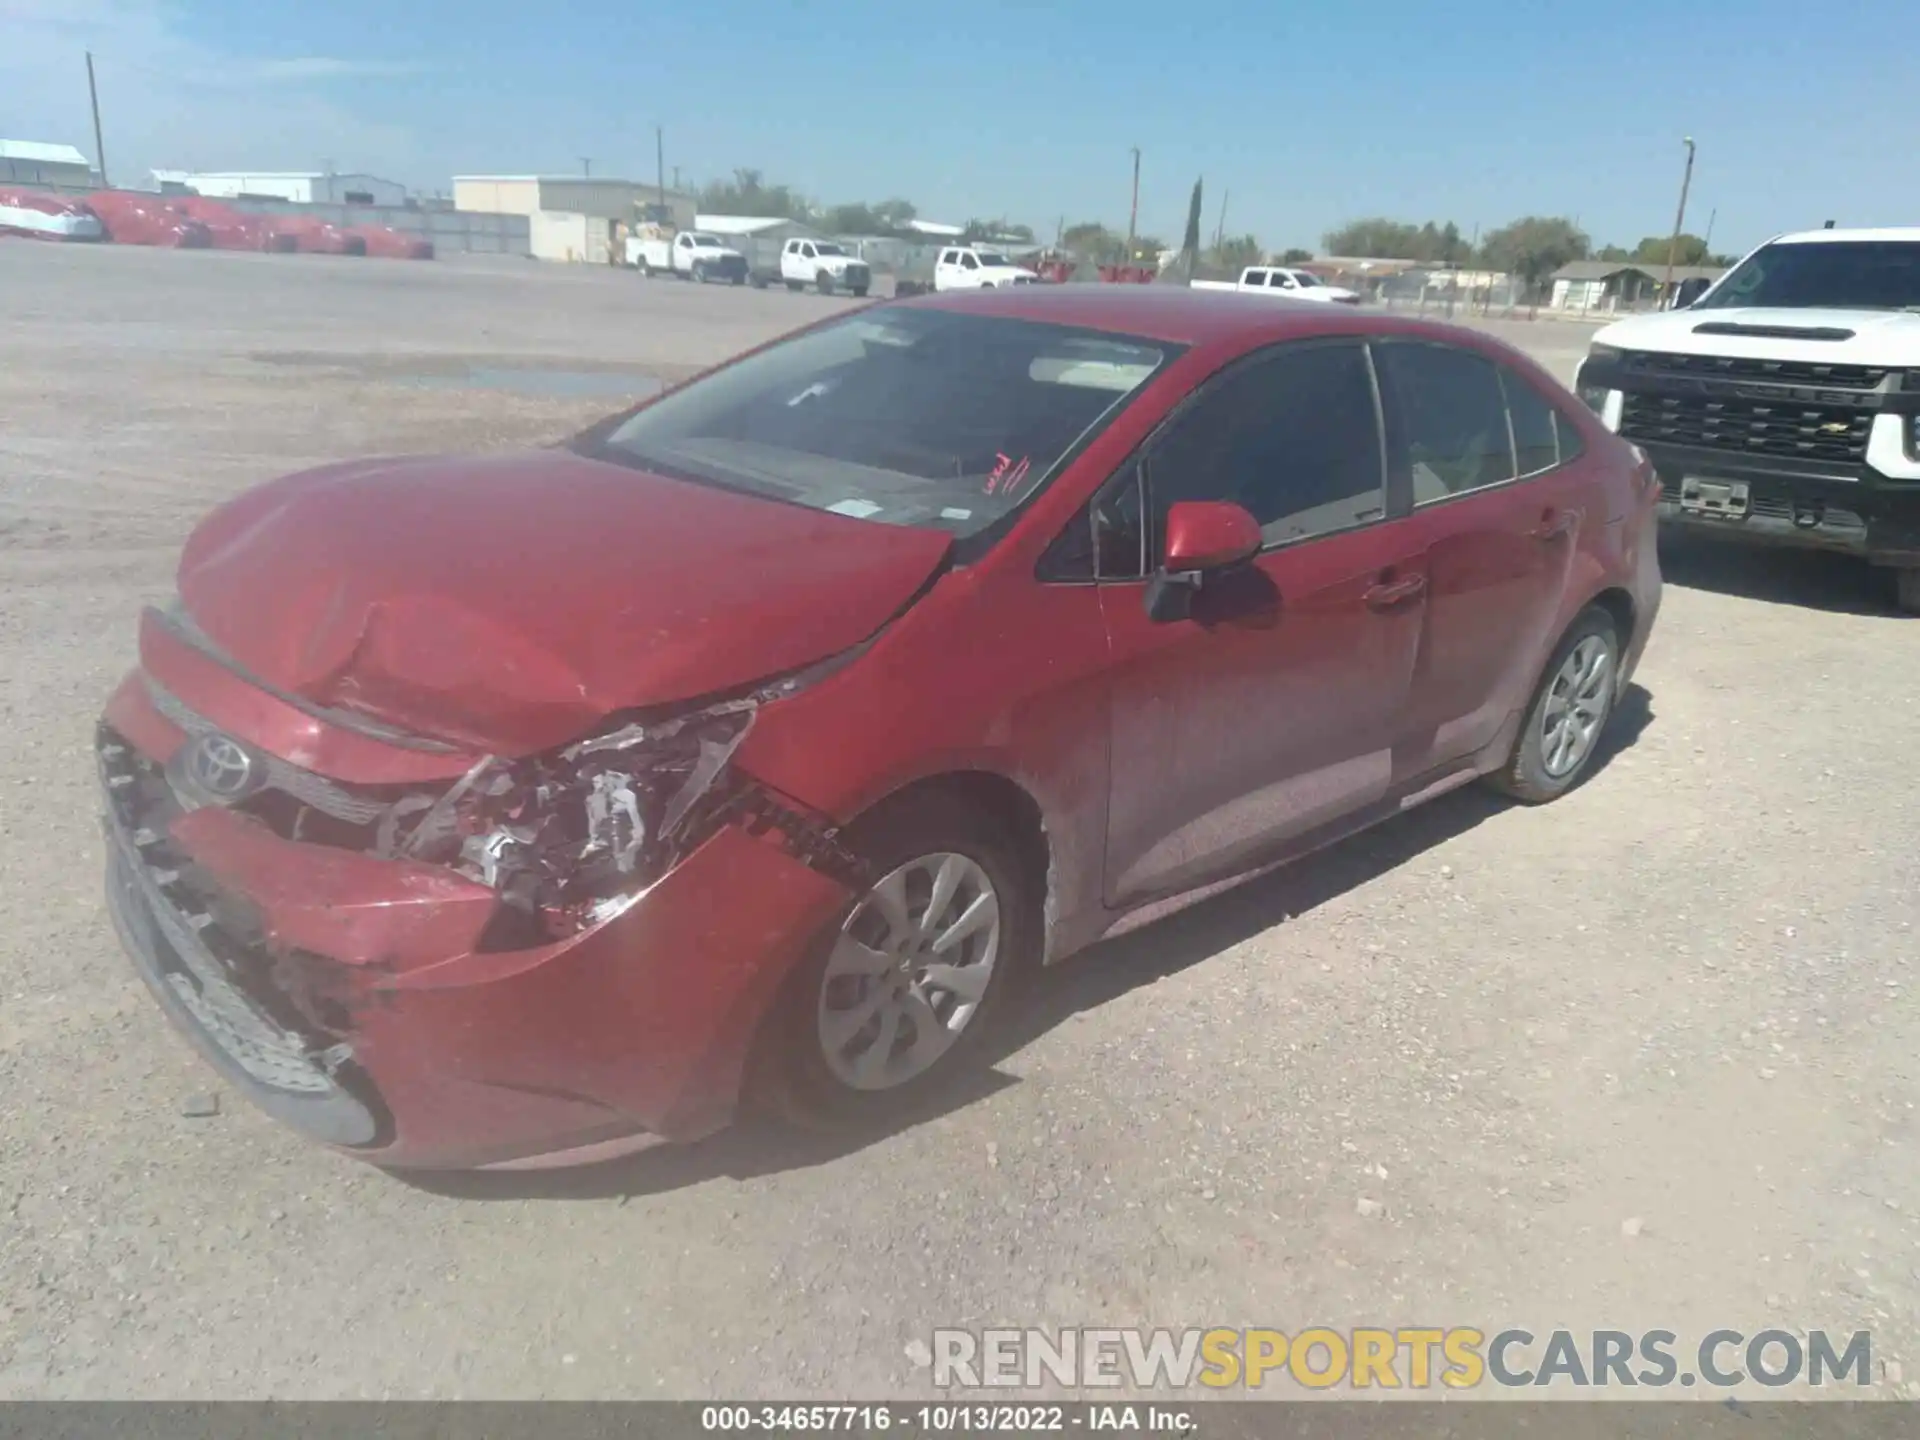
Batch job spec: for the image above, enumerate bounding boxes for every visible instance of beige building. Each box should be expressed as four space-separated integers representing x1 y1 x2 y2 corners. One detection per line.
453 176 696 262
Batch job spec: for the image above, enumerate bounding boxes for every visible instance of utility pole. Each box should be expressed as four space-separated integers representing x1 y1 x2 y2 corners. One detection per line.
1663 136 1696 304
1702 206 1717 258
1213 190 1229 251
86 51 108 188
672 165 681 192
656 127 666 208
1125 146 1140 261
580 156 591 176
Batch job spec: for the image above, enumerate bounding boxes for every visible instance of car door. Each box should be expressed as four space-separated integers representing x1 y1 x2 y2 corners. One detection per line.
1096 338 1427 906
1372 340 1587 778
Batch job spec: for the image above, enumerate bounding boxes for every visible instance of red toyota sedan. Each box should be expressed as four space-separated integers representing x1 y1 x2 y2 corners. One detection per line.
97 287 1660 1171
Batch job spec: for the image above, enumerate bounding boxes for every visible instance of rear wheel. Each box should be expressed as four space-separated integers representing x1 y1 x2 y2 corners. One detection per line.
761 794 1034 1129
850 286 869 299
1896 566 1920 615
1484 607 1620 804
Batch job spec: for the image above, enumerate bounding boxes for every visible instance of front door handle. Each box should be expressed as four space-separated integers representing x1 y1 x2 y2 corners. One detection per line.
1532 509 1578 541
1364 574 1427 611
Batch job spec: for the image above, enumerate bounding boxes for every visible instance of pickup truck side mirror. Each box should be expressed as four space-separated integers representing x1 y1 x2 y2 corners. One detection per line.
1145 500 1263 623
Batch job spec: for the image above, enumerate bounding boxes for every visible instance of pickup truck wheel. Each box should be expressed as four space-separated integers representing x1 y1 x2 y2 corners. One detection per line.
1897 566 1920 615
785 279 803 292
751 273 770 289
638 258 653 278
1484 607 1620 805
816 269 836 295
692 262 707 283
850 286 869 298
980 281 995 289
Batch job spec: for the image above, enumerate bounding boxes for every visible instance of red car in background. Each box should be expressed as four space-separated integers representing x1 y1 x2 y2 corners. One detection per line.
96 288 1660 1171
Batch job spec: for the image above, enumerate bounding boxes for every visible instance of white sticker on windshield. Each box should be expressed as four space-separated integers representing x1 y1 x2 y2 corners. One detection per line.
826 499 883 518
939 507 973 521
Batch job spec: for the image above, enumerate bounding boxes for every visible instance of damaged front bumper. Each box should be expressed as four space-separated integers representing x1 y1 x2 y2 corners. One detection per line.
97 676 859 1170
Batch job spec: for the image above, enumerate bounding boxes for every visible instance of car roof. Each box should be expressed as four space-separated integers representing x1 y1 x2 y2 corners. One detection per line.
899 283 1456 350
1769 226 1920 246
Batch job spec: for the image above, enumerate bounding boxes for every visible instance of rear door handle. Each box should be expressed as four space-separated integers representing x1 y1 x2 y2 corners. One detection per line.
1532 509 1578 541
1364 574 1427 611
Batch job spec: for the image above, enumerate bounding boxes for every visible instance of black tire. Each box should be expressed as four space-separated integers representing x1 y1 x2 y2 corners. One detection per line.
752 273 770 289
732 274 746 286
1896 566 1920 615
638 258 653 278
816 269 836 296
693 262 708 284
758 792 1037 1131
1485 606 1621 804
850 285 869 299
980 281 994 289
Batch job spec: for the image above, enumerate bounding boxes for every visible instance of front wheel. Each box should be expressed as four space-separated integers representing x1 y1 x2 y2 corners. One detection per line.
693 262 709 284
850 286 869 298
1896 566 1920 615
1484 607 1621 804
816 269 836 295
760 794 1034 1129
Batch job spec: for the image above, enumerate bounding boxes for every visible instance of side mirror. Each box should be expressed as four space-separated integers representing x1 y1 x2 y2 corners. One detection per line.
1147 500 1263 623
1163 500 1262 572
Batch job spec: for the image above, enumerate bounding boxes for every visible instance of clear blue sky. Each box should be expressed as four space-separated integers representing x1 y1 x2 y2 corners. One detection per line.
8 0 1915 256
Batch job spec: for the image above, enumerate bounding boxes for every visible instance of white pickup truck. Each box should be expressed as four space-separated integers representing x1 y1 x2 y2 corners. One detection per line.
933 246 1040 292
627 229 747 284
1575 224 1920 611
1190 265 1361 304
779 238 871 297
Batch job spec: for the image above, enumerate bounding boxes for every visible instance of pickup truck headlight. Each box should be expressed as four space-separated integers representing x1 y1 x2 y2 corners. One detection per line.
1576 343 1623 413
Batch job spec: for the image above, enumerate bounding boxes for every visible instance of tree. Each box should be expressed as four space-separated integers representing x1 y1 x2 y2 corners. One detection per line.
964 217 1037 244
823 202 882 235
1209 233 1263 272
1478 216 1590 292
1321 216 1471 264
698 168 810 220
1630 233 1711 267
872 197 917 229
1061 221 1124 262
1279 247 1313 264
1596 243 1633 263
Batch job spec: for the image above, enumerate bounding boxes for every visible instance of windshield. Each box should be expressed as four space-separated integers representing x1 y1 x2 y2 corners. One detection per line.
689 234 725 248
973 251 1012 267
811 242 847 256
1291 272 1322 287
584 309 1175 538
1693 239 1920 311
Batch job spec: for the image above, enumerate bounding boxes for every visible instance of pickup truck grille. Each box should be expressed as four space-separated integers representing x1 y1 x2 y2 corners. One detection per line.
1620 393 1872 465
1622 351 1890 391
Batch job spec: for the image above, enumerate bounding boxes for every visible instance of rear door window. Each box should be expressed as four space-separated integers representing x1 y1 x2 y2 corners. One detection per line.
1502 370 1561 477
1374 342 1516 503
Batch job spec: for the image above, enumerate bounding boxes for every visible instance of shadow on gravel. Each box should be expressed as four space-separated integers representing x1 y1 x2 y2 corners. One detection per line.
1660 533 1900 617
409 683 1652 1203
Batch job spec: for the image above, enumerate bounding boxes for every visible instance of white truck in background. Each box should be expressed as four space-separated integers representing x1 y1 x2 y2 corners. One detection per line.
626 227 748 284
1190 265 1362 304
933 246 1041 292
778 238 872 296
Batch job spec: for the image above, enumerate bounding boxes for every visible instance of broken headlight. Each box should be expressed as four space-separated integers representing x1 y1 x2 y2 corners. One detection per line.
388 699 756 941
379 647 870 943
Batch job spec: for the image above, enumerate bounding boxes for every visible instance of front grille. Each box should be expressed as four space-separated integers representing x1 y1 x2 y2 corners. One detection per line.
98 727 346 1095
1621 393 1872 465
145 678 391 826
1622 351 1890 390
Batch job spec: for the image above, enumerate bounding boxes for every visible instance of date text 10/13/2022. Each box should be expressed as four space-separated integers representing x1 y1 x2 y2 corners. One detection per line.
700 1405 1196 1433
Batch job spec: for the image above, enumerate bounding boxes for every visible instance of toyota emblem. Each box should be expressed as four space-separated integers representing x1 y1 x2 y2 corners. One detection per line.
184 733 261 802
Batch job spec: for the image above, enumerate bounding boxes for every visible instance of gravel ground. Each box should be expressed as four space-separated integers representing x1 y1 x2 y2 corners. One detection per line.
0 244 1914 1401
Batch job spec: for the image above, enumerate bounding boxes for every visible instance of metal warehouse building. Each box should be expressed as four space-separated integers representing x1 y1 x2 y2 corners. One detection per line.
150 170 409 206
453 176 697 264
0 139 96 187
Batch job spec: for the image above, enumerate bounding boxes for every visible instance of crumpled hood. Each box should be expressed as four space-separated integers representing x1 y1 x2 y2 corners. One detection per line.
1595 306 1920 367
172 450 951 754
